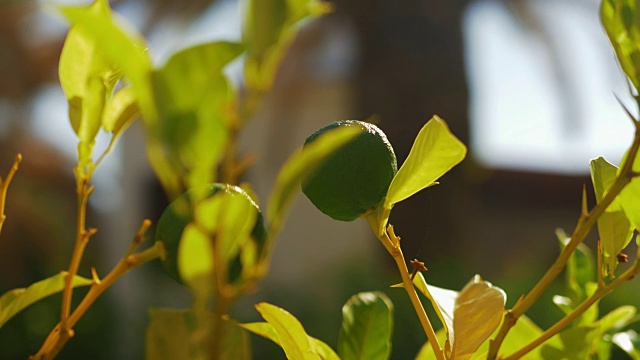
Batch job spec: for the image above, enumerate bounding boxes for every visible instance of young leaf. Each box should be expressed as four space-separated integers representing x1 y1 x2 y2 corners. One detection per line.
102 86 138 136
384 116 466 210
266 126 361 237
59 0 153 125
241 322 340 360
254 302 322 360
338 292 393 360
146 308 250 360
0 272 92 328
590 157 633 276
601 0 640 91
451 275 506 360
618 148 640 230
58 0 119 166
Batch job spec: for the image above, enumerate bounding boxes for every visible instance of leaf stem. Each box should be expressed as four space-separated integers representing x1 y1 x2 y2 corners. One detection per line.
366 215 444 360
501 262 639 360
32 220 161 360
487 118 640 359
0 153 21 237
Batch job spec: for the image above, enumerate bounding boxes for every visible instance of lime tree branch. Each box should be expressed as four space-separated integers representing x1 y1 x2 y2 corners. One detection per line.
0 153 21 236
487 118 640 359
32 220 165 360
502 261 639 360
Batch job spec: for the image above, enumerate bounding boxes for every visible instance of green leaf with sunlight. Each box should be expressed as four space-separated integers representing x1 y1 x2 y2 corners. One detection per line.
384 116 466 210
58 0 119 166
59 0 153 125
241 321 339 360
253 302 324 360
101 86 139 158
194 189 257 262
618 147 640 231
338 292 393 360
153 42 242 113
590 157 633 276
601 0 640 91
146 308 250 360
266 125 361 237
178 224 214 295
0 272 92 329
151 42 242 196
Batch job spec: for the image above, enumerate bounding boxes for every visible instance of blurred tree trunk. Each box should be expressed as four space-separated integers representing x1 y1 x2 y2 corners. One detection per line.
338 0 471 261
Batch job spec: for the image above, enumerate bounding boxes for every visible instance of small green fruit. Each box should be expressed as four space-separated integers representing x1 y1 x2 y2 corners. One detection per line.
302 120 397 221
154 183 267 284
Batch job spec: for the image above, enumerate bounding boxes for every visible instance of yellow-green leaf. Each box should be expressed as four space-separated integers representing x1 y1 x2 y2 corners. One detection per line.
0 272 92 329
241 322 339 360
601 0 640 91
103 86 138 135
254 302 321 360
618 146 640 230
384 116 466 210
590 157 633 276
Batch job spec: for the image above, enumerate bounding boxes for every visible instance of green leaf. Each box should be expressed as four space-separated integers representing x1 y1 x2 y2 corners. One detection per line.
557 230 596 301
59 0 153 125
150 42 242 196
194 188 257 262
384 116 466 210
338 292 393 360
153 41 242 113
0 272 92 329
266 125 361 238
178 224 214 295
613 330 640 359
102 86 138 135
451 275 506 360
146 308 250 360
590 157 633 276
254 302 322 360
58 0 119 166
601 0 640 91
619 147 640 230
241 322 339 360
598 305 636 334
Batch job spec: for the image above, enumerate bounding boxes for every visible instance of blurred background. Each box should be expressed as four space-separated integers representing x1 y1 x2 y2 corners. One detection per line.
0 0 638 358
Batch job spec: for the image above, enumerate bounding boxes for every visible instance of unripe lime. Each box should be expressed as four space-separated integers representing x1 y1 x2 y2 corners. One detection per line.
154 183 267 284
302 120 397 221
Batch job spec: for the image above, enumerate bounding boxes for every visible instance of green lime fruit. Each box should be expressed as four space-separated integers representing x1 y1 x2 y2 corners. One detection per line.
302 120 397 221
154 183 267 285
